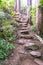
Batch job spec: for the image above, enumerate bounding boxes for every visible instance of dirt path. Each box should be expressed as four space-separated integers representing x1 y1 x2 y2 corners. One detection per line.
3 13 43 65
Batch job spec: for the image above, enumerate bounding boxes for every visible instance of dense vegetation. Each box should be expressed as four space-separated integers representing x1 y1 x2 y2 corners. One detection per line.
31 0 43 34
0 0 17 59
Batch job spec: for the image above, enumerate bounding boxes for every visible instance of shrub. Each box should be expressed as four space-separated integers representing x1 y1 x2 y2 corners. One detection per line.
32 24 37 32
0 10 16 60
0 38 14 59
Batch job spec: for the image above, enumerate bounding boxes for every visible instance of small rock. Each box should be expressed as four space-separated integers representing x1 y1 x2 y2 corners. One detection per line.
11 53 14 56
34 59 43 65
3 59 9 65
30 51 41 57
0 11 5 17
18 50 25 54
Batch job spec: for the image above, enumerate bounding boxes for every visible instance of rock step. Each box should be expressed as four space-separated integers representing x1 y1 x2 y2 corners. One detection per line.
17 39 31 45
18 28 28 30
19 21 27 23
30 51 41 58
16 18 27 23
18 27 29 30
17 39 26 45
22 25 27 27
24 43 39 50
21 32 29 35
18 30 29 35
19 34 34 39
34 59 43 65
19 23 27 26
18 30 29 33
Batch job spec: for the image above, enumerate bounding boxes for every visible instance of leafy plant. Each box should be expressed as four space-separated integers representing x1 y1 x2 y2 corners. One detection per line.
0 0 17 60
0 8 17 61
31 7 36 24
32 24 37 32
0 38 14 59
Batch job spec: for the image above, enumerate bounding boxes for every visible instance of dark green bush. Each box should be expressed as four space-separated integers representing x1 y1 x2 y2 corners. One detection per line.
0 38 14 59
0 10 16 60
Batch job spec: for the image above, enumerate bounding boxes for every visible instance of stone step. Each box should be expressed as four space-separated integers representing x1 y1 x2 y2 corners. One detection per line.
22 25 27 27
19 22 27 25
18 23 27 27
24 43 39 50
17 39 31 45
20 21 27 23
18 28 28 30
17 39 26 45
19 34 34 39
21 32 29 35
16 17 27 23
19 23 27 27
30 51 41 58
18 30 29 33
34 59 43 65
18 27 29 30
18 30 29 35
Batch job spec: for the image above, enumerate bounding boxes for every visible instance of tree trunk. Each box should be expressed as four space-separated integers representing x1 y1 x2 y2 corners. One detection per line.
16 0 20 12
27 0 33 25
36 0 43 35
14 0 20 12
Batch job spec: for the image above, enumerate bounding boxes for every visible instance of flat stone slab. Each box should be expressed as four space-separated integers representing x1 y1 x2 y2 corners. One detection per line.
19 22 27 24
24 43 39 50
30 51 41 58
17 39 32 45
19 27 29 30
34 59 43 65
18 30 29 34
21 24 27 27
19 34 34 39
19 30 28 32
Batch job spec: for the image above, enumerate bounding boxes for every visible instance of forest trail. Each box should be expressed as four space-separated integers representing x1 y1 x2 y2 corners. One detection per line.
3 13 43 65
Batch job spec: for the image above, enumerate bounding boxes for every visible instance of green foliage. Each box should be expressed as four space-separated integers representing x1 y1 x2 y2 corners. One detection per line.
8 36 17 42
0 38 14 59
0 0 17 60
0 17 16 59
31 7 36 24
0 16 17 60
8 6 16 16
38 0 43 8
32 24 37 32
40 0 43 5
0 0 16 10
